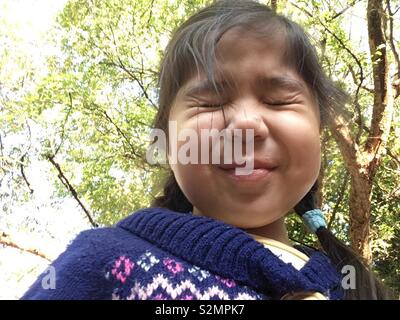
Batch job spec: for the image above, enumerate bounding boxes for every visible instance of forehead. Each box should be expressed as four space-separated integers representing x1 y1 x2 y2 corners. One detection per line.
215 26 288 65
178 27 305 97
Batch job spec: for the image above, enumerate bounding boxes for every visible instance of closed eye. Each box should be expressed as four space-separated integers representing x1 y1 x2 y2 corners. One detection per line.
263 100 299 106
268 101 291 106
198 103 225 108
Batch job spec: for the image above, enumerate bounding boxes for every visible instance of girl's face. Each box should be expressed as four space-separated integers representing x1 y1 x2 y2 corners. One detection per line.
168 28 321 229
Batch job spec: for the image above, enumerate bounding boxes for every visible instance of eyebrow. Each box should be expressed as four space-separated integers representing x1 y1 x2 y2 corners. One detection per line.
183 79 229 98
182 75 307 98
255 75 307 93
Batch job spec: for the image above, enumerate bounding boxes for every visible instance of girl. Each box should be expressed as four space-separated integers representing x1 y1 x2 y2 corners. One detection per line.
22 0 391 300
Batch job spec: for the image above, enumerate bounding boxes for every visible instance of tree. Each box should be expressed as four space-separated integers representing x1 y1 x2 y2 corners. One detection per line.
285 0 399 268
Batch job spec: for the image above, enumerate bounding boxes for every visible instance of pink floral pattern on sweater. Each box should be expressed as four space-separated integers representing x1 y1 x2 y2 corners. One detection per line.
111 256 135 283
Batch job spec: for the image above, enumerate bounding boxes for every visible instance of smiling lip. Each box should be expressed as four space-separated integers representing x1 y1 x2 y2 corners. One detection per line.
218 159 278 182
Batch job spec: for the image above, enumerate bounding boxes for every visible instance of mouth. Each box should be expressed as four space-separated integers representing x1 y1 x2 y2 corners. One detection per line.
217 159 278 182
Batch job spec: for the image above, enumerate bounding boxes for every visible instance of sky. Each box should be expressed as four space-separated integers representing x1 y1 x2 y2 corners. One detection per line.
0 0 66 39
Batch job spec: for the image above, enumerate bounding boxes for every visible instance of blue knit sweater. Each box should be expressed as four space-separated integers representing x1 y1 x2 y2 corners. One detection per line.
22 207 343 300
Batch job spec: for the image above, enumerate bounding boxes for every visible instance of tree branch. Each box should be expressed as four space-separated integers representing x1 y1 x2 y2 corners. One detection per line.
386 148 400 167
365 0 393 163
0 232 51 262
328 170 350 229
108 24 157 108
101 109 144 161
290 2 365 85
386 0 400 98
270 0 277 12
327 109 359 176
46 155 98 228
146 0 155 26
0 132 4 157
329 0 362 21
54 93 73 156
19 153 34 194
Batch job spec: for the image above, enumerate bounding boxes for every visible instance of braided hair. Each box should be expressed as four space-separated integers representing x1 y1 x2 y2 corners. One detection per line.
294 181 392 299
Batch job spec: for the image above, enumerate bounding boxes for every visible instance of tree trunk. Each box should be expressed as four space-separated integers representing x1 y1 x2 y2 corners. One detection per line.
349 173 373 262
357 0 394 263
329 0 394 265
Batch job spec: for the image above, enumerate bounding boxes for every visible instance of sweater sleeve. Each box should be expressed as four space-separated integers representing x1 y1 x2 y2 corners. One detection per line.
21 228 114 300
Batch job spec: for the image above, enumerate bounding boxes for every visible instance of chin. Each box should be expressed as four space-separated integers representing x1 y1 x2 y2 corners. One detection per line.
214 208 284 229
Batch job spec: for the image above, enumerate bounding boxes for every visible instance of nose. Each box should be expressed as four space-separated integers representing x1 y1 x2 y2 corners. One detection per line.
226 106 269 141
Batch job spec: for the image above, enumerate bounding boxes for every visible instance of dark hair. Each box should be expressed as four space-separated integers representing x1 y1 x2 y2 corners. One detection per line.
294 182 392 299
151 0 392 299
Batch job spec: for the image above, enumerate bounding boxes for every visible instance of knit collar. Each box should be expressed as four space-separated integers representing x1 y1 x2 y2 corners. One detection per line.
117 207 342 299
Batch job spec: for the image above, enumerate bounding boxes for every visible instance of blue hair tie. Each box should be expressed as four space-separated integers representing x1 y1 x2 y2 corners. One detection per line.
301 209 326 233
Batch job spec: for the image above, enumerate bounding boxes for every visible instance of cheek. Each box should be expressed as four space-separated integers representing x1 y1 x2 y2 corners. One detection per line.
168 111 226 158
168 110 229 209
167 110 222 182
170 162 211 210
276 114 321 180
